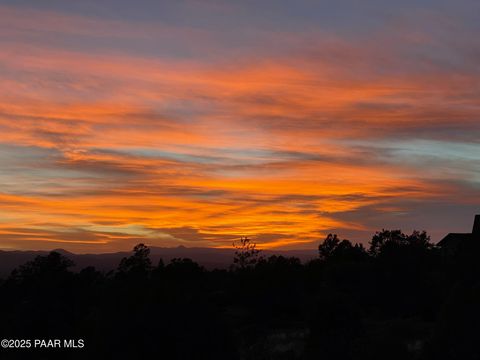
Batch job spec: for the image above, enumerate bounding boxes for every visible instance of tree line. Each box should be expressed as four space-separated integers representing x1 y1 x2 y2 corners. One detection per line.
0 229 479 359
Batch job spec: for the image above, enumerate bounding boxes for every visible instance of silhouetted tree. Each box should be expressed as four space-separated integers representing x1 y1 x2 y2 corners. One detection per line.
369 229 405 257
10 251 74 283
117 243 152 276
232 236 262 269
369 229 432 257
319 233 340 260
166 258 204 276
319 234 368 262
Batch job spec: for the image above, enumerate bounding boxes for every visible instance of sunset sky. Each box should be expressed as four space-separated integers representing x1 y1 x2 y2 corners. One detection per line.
0 0 479 252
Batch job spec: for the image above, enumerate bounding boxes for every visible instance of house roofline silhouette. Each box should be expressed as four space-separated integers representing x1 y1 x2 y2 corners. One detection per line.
438 215 480 250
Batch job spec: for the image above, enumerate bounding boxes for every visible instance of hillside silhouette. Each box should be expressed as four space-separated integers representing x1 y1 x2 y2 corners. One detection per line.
1 216 480 359
0 247 317 277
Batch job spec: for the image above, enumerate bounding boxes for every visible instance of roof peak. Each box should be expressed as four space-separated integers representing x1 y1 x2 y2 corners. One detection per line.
473 215 480 234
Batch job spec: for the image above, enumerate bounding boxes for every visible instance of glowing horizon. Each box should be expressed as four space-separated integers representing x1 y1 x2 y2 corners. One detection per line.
0 1 479 252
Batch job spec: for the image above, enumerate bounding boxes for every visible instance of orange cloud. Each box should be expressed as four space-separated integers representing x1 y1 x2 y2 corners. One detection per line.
0 4 478 252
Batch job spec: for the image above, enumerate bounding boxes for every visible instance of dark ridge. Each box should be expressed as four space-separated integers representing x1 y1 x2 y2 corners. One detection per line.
0 246 318 276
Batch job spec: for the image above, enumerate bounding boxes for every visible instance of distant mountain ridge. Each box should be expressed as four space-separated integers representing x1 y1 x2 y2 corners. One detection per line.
0 246 318 277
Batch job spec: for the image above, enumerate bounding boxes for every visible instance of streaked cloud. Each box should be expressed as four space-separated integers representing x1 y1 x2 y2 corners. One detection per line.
0 1 478 251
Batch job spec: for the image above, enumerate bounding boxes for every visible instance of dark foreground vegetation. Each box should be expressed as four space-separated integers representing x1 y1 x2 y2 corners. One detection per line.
1 229 480 360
